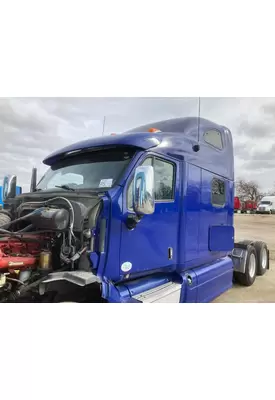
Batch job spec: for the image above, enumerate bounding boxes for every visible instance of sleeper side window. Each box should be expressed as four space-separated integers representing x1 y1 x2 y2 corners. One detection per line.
211 178 225 206
204 129 223 150
127 157 175 210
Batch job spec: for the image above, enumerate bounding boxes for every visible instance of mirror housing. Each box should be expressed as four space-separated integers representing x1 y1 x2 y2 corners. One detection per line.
2 175 17 200
133 165 155 215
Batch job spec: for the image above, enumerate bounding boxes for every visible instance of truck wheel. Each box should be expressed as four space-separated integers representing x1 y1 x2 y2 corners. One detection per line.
235 245 257 286
0 212 11 226
254 241 268 276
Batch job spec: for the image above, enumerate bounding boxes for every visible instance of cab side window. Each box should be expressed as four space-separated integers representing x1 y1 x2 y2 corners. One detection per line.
154 158 174 200
127 157 175 210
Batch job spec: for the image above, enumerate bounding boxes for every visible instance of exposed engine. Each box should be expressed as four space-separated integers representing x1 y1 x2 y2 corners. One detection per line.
0 195 102 302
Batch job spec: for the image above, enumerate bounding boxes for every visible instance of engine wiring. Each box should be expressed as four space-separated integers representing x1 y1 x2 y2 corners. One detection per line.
16 196 76 242
0 195 94 302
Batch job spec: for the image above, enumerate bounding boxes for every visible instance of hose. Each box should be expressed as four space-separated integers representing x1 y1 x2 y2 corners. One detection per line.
0 207 45 230
0 225 35 235
0 230 56 238
6 277 26 286
0 228 13 234
18 224 35 233
0 196 75 243
17 197 75 241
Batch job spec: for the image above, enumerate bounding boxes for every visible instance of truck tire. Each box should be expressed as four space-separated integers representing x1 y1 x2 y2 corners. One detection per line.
0 212 11 228
254 241 268 276
235 245 257 286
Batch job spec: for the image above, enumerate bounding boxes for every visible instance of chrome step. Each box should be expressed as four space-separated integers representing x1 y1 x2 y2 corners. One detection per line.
133 282 182 303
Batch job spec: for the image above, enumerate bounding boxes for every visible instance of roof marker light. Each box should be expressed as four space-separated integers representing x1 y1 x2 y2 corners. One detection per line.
148 128 161 133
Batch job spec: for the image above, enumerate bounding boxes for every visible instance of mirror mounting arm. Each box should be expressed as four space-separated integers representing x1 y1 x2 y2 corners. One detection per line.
125 214 142 230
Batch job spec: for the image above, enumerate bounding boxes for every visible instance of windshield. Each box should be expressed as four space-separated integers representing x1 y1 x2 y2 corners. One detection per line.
36 148 135 191
260 201 272 205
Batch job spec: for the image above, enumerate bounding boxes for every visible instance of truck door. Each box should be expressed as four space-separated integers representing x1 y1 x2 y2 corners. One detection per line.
120 155 180 278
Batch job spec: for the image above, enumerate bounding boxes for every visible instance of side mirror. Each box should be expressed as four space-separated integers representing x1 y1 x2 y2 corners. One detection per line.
133 165 155 215
2 175 17 200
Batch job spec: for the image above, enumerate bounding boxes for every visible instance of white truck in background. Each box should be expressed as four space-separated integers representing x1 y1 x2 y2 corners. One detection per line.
257 196 275 214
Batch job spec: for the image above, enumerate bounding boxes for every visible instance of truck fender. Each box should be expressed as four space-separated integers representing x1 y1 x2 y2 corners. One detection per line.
234 240 255 249
231 240 255 274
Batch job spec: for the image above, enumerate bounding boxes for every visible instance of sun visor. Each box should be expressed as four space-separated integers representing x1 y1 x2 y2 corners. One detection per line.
43 133 162 166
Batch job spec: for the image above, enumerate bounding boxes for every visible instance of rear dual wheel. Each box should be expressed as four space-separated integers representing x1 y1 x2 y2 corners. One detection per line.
254 241 268 276
235 242 268 286
235 245 257 286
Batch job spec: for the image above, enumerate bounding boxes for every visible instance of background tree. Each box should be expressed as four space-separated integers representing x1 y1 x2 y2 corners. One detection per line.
266 183 275 196
235 179 263 202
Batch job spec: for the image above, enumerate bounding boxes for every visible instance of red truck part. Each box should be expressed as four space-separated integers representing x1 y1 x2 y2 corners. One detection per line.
243 200 257 214
0 234 50 271
234 196 242 213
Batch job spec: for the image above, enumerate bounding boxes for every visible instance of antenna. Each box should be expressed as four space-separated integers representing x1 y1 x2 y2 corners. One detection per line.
192 97 201 152
197 96 201 142
102 116 106 136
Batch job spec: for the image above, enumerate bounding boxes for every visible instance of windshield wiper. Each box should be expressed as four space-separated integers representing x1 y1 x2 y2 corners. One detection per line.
55 185 76 192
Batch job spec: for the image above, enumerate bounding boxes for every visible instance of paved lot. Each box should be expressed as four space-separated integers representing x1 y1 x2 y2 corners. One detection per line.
214 214 275 303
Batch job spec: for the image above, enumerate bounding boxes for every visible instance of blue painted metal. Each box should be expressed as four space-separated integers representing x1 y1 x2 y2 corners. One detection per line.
209 225 234 252
103 256 233 303
185 257 233 303
43 117 234 181
42 117 235 302
43 135 161 166
119 152 180 280
0 185 22 206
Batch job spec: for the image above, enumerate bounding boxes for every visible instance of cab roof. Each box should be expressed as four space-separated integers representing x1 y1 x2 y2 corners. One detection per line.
43 117 234 180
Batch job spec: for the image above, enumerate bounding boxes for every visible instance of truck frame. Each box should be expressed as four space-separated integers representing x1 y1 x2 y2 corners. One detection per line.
0 117 269 303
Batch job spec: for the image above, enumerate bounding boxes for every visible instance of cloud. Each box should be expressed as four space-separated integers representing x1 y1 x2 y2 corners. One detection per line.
0 97 274 192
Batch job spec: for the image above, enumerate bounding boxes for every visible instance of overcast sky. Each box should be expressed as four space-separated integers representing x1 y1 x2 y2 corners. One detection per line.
0 97 274 193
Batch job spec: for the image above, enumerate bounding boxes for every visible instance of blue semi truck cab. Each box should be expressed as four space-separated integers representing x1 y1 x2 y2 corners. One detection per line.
0 117 269 302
